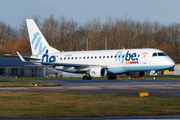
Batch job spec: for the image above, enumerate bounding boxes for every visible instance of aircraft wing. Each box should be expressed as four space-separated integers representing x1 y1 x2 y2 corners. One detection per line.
32 61 112 72
33 61 112 71
16 52 111 70
33 61 93 67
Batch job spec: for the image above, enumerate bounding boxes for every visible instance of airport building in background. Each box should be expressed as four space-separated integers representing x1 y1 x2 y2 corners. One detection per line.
0 58 83 78
0 58 40 77
174 64 180 75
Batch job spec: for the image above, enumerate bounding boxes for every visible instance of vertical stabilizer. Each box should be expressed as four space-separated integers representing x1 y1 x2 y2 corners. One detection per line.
26 19 60 58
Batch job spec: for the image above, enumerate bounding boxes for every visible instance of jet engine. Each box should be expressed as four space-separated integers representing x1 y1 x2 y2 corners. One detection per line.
127 71 145 78
88 67 107 77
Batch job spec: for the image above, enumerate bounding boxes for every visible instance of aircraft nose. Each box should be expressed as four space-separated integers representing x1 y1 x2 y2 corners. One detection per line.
163 57 175 69
168 58 175 68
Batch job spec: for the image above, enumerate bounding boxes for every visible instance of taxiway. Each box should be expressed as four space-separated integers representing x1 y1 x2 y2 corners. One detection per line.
0 79 180 96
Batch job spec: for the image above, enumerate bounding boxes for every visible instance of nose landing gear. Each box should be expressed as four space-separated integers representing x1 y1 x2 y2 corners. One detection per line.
152 76 157 80
152 73 157 80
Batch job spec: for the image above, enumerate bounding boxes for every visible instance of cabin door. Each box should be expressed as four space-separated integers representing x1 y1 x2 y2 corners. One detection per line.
142 52 147 64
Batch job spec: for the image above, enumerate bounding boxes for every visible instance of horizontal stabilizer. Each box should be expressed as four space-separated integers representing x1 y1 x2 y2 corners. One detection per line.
3 54 19 57
3 54 41 61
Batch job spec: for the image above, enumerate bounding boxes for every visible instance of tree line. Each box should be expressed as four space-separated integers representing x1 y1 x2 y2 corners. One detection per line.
0 15 180 63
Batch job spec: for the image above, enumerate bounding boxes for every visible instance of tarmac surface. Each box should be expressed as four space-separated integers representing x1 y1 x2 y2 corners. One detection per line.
2 114 180 120
0 79 180 96
1 79 180 119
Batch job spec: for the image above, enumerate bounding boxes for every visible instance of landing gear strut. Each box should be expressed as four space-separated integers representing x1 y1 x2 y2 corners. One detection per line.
152 73 157 80
108 75 117 80
83 75 92 80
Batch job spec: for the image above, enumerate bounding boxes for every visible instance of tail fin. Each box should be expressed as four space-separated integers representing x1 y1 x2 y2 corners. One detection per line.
26 19 60 58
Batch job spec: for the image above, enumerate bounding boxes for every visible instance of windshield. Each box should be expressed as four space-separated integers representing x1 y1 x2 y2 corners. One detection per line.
158 52 167 56
152 52 167 57
152 53 157 57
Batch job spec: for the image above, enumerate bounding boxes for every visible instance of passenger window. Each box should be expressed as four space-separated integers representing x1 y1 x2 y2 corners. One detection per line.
118 55 120 58
99 56 101 59
91 56 93 59
79 57 81 59
60 58 62 60
75 57 77 59
71 57 73 60
103 56 105 58
152 53 157 57
95 56 97 59
83 57 85 59
111 56 113 58
64 58 66 60
107 56 109 58
68 57 70 60
87 57 89 59
115 56 116 58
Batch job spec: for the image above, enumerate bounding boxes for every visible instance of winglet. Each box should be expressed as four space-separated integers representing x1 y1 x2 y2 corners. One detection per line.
17 52 26 62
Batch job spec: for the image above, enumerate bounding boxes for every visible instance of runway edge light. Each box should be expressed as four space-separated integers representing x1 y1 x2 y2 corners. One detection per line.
139 92 149 97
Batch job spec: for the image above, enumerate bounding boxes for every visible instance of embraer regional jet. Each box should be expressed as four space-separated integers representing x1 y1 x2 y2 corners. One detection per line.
11 19 176 80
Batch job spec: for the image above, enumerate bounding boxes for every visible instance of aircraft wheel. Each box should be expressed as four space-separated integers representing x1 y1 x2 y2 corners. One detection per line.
88 75 92 80
152 76 157 80
83 75 92 80
83 75 88 80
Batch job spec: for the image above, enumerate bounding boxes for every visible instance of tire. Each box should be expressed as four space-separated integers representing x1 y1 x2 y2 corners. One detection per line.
83 75 92 80
152 76 157 80
83 75 88 80
87 75 92 80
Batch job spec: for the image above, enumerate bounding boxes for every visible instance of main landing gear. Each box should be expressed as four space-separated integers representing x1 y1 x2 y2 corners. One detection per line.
83 75 92 80
82 75 117 80
108 75 117 80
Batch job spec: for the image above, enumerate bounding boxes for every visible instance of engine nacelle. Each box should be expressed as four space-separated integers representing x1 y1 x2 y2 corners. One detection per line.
88 67 107 78
127 71 145 78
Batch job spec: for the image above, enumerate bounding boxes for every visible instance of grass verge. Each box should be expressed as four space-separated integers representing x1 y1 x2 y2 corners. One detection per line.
0 82 58 87
0 92 180 118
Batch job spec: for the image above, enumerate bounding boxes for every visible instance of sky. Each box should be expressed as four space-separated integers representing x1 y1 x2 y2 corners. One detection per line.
1 0 180 28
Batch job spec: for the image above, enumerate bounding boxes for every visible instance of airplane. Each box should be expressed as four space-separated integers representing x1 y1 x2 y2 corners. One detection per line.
6 19 175 80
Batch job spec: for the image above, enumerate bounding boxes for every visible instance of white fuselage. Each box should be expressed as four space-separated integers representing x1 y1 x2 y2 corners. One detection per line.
40 48 175 75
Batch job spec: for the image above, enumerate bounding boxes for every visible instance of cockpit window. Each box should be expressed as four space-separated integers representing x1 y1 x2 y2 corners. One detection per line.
158 52 167 56
152 53 157 57
152 52 167 57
